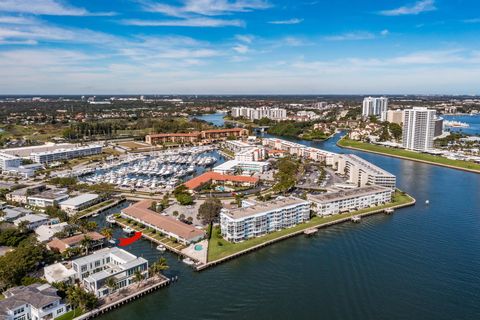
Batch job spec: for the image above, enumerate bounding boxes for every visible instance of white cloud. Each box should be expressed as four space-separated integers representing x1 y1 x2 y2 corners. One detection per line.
233 44 249 53
268 18 303 25
379 0 436 16
133 0 269 28
141 0 271 17
380 29 389 36
324 31 376 41
235 34 254 43
0 0 114 16
121 17 244 27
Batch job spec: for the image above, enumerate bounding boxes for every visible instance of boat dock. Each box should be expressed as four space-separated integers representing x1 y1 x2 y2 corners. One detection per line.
74 275 171 320
304 228 318 235
196 196 416 272
351 215 361 223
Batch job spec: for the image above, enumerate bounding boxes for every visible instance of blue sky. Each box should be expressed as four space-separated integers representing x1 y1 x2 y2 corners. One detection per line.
0 0 479 94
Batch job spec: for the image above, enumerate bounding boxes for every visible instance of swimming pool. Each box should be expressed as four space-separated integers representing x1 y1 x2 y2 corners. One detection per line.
194 244 203 251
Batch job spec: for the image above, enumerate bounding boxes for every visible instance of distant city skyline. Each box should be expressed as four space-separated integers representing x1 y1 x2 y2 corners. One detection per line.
0 0 480 94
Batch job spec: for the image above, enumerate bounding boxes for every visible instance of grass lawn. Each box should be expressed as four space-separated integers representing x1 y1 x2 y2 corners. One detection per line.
55 309 83 320
115 217 187 251
338 138 480 172
207 191 414 262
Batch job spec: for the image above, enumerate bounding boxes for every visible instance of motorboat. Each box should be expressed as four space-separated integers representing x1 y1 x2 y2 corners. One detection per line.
122 226 134 234
156 244 166 252
182 258 195 265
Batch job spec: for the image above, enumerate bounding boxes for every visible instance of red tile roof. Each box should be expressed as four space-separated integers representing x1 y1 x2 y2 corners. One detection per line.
184 172 258 190
122 200 205 241
47 232 105 253
147 132 199 138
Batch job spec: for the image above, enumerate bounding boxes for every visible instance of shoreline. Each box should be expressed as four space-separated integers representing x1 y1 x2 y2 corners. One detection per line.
198 192 416 271
337 139 480 175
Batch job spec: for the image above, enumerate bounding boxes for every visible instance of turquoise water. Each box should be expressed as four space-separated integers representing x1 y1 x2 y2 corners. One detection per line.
194 244 203 251
96 114 480 320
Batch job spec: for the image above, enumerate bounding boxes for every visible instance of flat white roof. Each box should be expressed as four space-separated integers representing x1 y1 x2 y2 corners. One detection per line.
214 159 269 171
59 193 98 207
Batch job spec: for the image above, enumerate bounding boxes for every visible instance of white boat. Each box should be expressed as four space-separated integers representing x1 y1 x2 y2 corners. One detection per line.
122 227 134 234
182 258 195 265
425 200 430 205
106 215 115 223
108 239 116 244
156 244 166 252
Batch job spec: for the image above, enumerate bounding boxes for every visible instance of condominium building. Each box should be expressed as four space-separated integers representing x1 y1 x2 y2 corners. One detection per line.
337 154 396 188
27 189 69 208
362 97 388 121
30 144 102 164
212 160 269 175
0 284 68 320
0 152 22 170
121 200 205 244
145 128 248 145
308 186 393 216
386 109 404 125
262 138 338 166
220 196 311 242
71 247 148 298
402 107 436 151
231 107 287 121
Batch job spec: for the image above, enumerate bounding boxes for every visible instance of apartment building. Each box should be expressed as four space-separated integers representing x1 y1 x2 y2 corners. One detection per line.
0 152 22 171
121 200 205 244
30 144 102 164
145 128 248 145
362 97 388 121
231 107 287 121
59 193 100 215
71 247 148 298
27 189 69 208
402 107 436 151
336 154 396 188
308 186 393 216
220 197 311 242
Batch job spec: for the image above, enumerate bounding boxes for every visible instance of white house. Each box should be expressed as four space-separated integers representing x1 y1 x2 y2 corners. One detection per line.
71 247 149 298
0 284 68 320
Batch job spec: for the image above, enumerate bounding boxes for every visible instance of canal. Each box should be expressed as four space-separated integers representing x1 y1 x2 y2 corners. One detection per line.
97 113 480 320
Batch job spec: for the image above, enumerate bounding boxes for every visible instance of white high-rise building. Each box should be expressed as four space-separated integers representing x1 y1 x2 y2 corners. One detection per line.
402 107 436 151
231 107 287 121
362 97 388 121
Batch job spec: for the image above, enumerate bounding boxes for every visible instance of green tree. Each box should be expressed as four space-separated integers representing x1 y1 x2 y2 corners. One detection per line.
149 257 169 275
104 276 117 294
100 228 113 240
197 198 223 239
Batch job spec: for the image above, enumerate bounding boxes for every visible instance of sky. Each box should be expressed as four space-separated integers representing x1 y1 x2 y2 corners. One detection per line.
0 0 480 95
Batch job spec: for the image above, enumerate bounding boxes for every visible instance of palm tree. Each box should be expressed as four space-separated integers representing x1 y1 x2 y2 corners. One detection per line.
104 276 117 294
100 228 113 240
149 257 169 276
134 270 144 288
80 235 93 255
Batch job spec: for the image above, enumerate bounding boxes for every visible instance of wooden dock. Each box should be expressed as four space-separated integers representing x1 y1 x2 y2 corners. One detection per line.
74 276 171 320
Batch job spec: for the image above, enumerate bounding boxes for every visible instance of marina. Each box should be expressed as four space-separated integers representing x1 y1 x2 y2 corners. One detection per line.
61 145 224 192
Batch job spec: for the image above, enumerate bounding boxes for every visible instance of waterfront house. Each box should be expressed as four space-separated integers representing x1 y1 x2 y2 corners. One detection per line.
47 231 106 253
0 283 68 320
71 247 148 298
